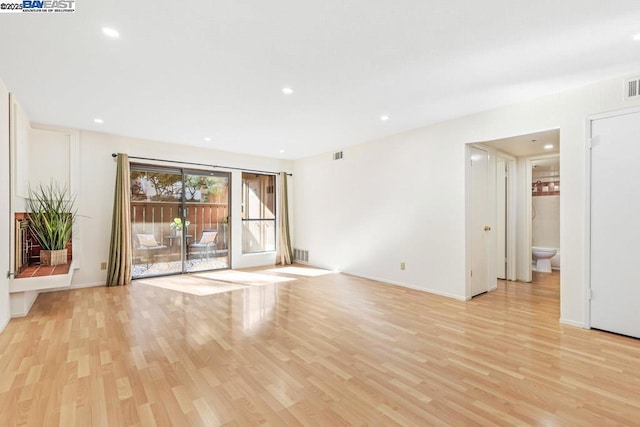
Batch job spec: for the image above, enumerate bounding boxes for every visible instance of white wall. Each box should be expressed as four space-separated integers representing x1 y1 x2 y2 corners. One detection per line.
293 75 640 326
295 129 467 299
29 128 70 189
0 80 10 332
71 131 292 286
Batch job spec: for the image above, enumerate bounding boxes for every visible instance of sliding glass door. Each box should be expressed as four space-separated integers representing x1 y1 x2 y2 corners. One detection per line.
184 170 230 273
130 164 230 278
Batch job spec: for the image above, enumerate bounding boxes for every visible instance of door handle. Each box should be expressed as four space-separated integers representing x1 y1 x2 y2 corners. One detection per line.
484 226 491 231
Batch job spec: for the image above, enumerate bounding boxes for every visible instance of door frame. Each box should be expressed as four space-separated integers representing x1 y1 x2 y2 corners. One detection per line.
496 151 517 281
465 145 518 298
0 83 10 331
584 106 640 330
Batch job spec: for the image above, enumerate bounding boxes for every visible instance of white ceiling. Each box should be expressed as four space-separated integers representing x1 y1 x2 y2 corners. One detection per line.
481 129 559 157
1 1 640 159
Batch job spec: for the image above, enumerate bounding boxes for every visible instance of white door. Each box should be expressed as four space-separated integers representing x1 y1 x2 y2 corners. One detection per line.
496 158 507 280
590 110 640 338
470 146 490 297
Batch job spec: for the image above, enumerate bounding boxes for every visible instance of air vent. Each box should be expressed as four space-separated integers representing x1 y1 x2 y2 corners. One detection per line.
294 248 309 262
624 76 640 100
333 151 343 160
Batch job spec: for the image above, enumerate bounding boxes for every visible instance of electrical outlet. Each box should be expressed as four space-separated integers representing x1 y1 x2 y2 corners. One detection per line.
400 262 405 270
100 262 107 270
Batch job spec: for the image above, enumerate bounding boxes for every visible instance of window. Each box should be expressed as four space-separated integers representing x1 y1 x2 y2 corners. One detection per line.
241 173 275 253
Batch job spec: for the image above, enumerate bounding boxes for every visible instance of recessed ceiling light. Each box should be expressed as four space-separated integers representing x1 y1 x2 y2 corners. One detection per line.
93 118 104 124
279 149 285 153
544 144 554 150
102 27 120 38
633 33 640 41
203 137 211 142
380 115 389 121
282 87 293 95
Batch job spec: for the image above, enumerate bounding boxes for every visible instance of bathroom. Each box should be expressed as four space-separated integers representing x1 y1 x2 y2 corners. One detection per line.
531 156 560 273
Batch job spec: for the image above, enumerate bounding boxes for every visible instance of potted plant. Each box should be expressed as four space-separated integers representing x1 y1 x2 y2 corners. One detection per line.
26 182 77 266
170 217 190 236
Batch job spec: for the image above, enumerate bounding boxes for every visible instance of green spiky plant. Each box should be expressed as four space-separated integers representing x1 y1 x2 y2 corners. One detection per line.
26 182 77 251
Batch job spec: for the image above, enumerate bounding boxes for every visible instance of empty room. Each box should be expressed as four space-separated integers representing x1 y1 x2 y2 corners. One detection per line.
1 1 640 425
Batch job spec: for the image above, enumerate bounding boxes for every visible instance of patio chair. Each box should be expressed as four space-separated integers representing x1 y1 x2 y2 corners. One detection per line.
188 230 218 260
136 233 167 268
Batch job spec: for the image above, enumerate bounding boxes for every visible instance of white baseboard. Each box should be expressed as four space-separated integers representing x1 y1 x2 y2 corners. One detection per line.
343 270 469 301
293 260 338 272
293 262 468 301
559 318 586 328
71 281 105 289
38 281 104 293
0 315 10 333
292 260 317 267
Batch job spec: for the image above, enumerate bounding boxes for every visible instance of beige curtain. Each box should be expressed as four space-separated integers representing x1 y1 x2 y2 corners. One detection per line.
106 153 132 286
276 172 293 265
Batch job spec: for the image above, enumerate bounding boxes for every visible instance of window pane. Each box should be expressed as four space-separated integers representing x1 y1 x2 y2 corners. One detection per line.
242 172 276 253
242 220 275 253
242 174 275 220
130 167 182 278
184 171 230 273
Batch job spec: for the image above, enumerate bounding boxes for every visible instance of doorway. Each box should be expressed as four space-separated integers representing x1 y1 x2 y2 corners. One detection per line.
465 129 560 298
130 164 230 278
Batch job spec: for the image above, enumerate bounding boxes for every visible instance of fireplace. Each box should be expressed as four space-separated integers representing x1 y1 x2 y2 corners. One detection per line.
14 212 73 278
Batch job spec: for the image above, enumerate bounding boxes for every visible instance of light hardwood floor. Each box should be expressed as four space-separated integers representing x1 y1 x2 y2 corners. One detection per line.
1 266 639 426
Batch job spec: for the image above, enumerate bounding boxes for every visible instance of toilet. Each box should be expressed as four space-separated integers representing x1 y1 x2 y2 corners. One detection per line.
532 247 557 273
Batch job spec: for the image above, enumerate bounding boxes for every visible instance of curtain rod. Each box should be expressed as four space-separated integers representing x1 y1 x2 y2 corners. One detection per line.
111 153 292 176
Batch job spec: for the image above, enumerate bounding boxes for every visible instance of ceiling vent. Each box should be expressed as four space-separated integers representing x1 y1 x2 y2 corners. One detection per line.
624 76 640 100
333 151 343 160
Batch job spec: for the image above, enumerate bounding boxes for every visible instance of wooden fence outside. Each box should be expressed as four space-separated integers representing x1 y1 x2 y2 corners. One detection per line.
131 201 229 249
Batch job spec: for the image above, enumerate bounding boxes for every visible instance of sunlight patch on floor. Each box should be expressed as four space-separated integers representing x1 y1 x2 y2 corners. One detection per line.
195 270 296 286
136 275 246 296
